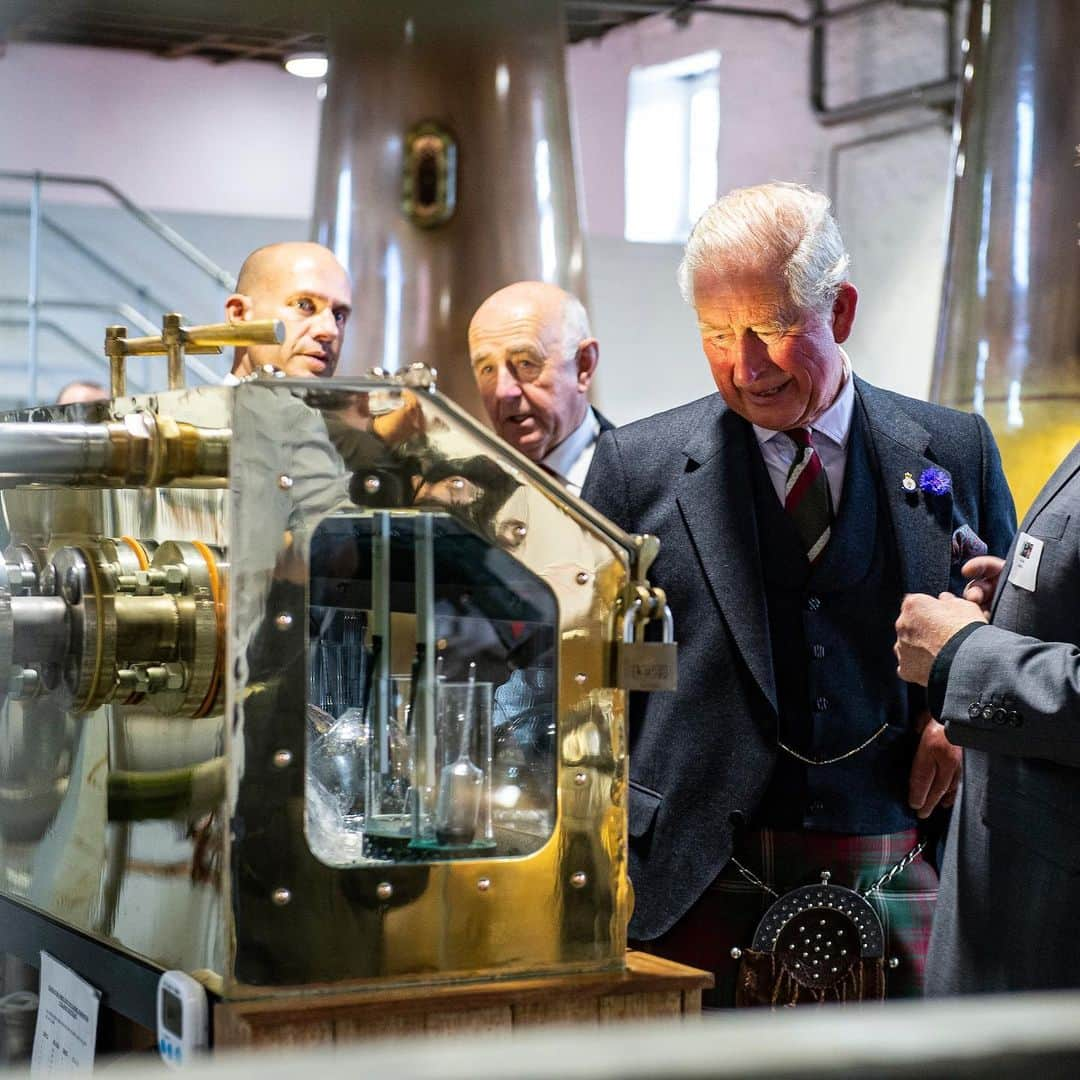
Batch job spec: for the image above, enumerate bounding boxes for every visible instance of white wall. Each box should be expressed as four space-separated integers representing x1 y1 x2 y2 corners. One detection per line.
0 42 321 217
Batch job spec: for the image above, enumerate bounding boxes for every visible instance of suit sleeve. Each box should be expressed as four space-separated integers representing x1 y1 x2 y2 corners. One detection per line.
973 411 1018 555
940 624 1080 767
581 429 631 529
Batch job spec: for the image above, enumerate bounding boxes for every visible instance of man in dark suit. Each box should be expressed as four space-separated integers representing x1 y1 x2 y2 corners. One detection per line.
469 281 612 495
896 441 1080 994
582 182 1015 1005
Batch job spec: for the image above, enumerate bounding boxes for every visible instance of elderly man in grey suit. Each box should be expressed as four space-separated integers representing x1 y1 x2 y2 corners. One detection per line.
583 182 1015 1006
896 440 1080 994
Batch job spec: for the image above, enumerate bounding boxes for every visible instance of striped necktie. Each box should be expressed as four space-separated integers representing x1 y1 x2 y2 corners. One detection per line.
783 427 833 563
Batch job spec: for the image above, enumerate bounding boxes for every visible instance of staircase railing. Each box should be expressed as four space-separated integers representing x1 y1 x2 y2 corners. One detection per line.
0 170 237 402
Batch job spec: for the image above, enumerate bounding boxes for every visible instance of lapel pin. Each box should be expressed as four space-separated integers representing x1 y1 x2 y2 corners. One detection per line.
902 471 917 492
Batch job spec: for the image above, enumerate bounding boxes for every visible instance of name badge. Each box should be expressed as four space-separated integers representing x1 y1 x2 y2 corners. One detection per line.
1007 532 1043 592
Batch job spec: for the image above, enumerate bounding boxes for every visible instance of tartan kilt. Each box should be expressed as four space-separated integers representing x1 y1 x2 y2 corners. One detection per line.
634 828 937 1007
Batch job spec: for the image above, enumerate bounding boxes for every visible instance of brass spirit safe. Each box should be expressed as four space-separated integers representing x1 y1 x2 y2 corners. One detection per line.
0 357 670 999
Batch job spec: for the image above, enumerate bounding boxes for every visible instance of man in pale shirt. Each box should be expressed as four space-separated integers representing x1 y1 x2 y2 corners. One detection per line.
468 282 612 496
583 181 1015 1005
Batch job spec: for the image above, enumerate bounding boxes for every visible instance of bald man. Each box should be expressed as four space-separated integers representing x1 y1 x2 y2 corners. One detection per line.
226 241 352 379
468 282 611 495
57 380 108 404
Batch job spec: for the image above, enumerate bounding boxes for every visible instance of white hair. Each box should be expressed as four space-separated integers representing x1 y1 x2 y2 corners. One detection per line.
559 291 592 357
676 182 850 314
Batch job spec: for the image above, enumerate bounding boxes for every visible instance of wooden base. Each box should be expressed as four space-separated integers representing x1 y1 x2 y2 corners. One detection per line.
214 952 713 1049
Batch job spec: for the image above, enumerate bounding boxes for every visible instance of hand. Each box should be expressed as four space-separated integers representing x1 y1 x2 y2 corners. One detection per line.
960 555 1006 612
894 591 987 687
908 710 961 819
372 391 425 445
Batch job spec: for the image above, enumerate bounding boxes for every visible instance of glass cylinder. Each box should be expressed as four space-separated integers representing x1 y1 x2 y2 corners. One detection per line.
432 680 493 849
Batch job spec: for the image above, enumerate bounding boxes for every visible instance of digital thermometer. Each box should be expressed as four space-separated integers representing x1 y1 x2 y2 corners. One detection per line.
156 970 208 1068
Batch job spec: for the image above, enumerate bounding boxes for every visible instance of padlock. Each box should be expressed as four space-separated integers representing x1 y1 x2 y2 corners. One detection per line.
616 600 677 692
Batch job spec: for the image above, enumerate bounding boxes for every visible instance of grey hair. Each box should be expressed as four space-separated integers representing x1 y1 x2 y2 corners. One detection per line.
676 182 850 314
560 291 593 357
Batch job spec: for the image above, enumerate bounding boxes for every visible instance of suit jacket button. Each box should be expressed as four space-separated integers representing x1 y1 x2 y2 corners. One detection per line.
1007 710 1022 727
968 702 983 720
992 708 1007 725
809 800 825 814
806 595 822 612
981 704 996 722
729 810 747 828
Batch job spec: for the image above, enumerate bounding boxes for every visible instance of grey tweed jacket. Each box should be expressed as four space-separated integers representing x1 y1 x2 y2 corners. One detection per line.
926 440 1080 994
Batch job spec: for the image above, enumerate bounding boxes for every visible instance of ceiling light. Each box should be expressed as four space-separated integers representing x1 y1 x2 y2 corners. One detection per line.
284 52 328 79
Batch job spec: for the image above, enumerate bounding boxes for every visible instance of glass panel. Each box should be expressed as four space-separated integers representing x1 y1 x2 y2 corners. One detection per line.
305 511 558 867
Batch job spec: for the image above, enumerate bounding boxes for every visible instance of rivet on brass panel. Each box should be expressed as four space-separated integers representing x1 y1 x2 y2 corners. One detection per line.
272 750 293 769
271 888 292 906
575 571 590 586
574 672 587 685
376 882 394 901
574 771 587 787
476 877 491 893
569 872 587 889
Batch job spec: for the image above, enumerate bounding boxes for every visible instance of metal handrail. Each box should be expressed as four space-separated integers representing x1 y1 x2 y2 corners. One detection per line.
0 206 177 317
0 298 223 387
0 317 145 395
0 171 237 291
0 170 236 401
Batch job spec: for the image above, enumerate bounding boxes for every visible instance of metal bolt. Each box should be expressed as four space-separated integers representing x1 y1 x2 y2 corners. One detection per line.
574 672 587 685
274 612 294 631
39 564 56 596
730 947 742 960
164 566 186 594
569 871 587 889
575 571 590 585
164 663 186 691
477 877 491 893
574 771 587 786
362 475 381 494
271 887 292 906
376 882 394 901
272 749 293 768
61 566 81 604
278 474 294 490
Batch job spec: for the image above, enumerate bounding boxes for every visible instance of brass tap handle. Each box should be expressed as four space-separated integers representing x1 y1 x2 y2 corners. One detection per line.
104 325 128 397
102 317 284 394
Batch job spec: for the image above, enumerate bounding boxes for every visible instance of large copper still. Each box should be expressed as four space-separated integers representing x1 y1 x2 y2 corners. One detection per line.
312 0 586 421
932 0 1080 514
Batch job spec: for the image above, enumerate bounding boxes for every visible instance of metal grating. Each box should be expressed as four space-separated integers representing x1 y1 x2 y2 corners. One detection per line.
0 1 706 63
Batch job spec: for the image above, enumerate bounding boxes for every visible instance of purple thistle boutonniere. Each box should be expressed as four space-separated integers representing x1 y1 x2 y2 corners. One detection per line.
917 466 951 496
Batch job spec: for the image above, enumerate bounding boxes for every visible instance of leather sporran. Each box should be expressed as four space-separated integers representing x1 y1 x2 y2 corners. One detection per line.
733 875 887 1007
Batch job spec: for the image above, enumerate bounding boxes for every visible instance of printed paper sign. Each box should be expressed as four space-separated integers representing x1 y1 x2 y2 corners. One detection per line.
31 953 100 1075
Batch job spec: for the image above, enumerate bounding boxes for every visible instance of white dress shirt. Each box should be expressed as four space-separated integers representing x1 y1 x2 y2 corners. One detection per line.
752 369 855 510
541 407 602 497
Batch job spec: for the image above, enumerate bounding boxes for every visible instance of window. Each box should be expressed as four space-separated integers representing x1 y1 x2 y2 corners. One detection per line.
624 51 720 244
